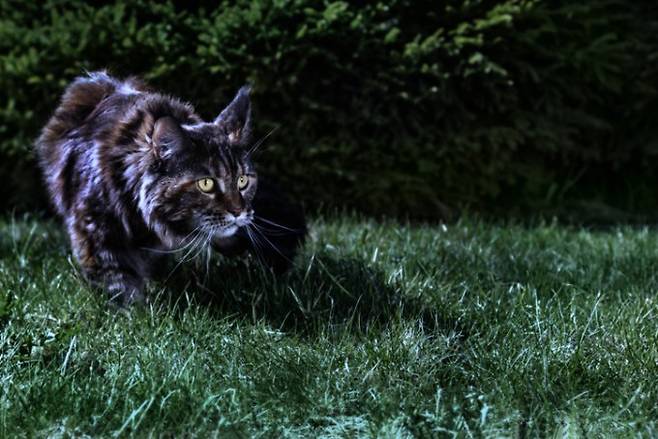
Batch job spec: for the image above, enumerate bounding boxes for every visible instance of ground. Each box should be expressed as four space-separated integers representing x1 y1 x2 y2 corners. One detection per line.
1 215 657 437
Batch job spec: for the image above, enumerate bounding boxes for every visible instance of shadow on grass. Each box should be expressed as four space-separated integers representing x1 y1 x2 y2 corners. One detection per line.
157 251 464 338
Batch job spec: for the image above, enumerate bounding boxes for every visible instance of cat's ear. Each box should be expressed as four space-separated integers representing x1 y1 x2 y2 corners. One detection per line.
214 86 252 146
150 116 185 159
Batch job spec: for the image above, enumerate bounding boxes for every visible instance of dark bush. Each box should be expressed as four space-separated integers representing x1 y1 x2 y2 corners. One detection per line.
1 0 656 218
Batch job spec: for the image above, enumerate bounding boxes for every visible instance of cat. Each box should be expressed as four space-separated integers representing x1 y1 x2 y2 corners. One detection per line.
36 71 306 306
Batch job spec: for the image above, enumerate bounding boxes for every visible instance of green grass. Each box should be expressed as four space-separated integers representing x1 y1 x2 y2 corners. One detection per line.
1 215 657 437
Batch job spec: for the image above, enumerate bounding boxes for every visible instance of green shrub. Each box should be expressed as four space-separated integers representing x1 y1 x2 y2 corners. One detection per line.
0 0 656 217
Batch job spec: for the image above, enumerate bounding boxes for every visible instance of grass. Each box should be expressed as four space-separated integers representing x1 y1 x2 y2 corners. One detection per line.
1 214 657 437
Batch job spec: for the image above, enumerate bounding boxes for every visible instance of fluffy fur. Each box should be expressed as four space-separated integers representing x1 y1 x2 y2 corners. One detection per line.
36 71 305 305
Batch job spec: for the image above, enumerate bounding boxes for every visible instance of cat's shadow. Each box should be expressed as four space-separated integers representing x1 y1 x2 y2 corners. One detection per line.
154 251 464 338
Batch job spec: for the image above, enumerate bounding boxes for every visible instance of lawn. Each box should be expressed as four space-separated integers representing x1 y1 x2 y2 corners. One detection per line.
1 215 657 437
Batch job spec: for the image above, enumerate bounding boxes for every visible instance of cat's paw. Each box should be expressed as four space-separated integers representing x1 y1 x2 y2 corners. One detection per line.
107 285 147 308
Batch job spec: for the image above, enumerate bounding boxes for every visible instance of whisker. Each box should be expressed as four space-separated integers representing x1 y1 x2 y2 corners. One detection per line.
163 228 209 281
245 225 266 264
254 216 303 233
203 226 215 282
248 225 293 237
203 250 212 283
248 125 279 155
140 225 204 254
250 224 294 264
187 231 212 263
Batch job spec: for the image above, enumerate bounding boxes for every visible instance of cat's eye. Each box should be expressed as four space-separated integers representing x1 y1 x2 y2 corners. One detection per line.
196 177 215 193
237 175 249 190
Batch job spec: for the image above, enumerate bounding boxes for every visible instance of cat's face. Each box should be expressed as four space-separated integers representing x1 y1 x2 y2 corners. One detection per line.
143 87 257 244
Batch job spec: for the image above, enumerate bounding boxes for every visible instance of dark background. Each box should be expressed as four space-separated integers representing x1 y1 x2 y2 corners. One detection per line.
1 0 657 222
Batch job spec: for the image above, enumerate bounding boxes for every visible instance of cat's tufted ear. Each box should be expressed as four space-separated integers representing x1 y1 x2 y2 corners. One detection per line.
214 86 252 147
150 116 185 159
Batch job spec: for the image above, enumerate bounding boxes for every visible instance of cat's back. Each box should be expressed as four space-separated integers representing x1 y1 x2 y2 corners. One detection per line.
35 71 147 215
37 71 145 154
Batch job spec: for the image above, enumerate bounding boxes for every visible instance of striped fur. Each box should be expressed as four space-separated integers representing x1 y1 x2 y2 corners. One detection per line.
36 71 304 306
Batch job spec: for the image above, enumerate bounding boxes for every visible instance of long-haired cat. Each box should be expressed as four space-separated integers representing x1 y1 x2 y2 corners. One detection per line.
36 71 305 306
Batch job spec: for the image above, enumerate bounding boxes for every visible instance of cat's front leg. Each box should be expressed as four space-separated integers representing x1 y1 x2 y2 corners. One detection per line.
96 265 145 306
69 222 146 306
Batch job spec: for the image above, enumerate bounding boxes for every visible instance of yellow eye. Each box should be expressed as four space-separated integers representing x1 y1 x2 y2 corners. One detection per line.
237 175 249 190
196 177 215 193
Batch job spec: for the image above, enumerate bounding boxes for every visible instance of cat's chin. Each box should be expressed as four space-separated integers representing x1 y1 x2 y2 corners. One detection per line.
213 225 239 239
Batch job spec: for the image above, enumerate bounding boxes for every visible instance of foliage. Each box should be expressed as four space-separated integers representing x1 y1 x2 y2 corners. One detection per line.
0 0 656 217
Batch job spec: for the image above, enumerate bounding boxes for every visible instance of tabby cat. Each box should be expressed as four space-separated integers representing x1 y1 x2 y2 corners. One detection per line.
36 71 305 306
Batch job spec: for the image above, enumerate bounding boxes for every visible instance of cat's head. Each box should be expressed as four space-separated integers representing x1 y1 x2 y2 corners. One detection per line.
140 87 257 246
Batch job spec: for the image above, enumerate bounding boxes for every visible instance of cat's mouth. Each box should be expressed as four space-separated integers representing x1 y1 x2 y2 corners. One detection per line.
205 212 253 239
214 225 239 238
234 215 252 227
